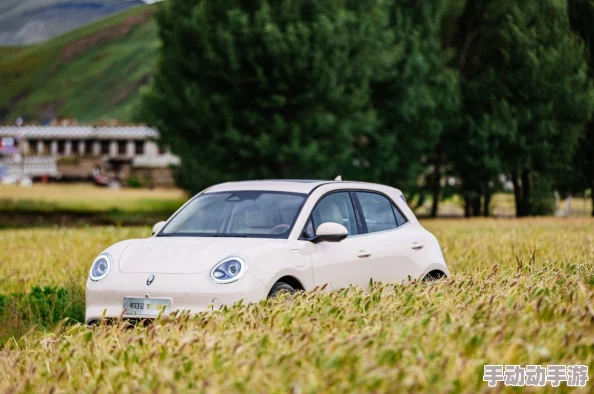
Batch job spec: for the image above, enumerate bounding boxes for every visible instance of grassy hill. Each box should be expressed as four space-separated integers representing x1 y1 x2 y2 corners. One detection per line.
0 5 158 124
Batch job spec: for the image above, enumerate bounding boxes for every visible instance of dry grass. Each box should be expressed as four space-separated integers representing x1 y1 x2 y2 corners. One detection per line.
0 226 148 293
0 218 593 393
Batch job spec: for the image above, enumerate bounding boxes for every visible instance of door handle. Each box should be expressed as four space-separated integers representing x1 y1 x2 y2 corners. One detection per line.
411 242 424 250
357 250 372 258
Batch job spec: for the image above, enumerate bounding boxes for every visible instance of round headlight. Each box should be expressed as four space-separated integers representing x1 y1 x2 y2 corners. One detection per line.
211 256 247 284
90 254 112 281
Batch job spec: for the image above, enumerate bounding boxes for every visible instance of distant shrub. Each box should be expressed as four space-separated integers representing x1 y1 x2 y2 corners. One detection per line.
57 157 80 166
0 293 6 315
531 176 557 216
127 175 143 188
127 174 153 189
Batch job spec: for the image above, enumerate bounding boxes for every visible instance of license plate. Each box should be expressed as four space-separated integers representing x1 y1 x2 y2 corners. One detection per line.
123 297 171 317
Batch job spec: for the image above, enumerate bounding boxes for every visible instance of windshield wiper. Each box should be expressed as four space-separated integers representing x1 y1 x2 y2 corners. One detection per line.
209 234 249 238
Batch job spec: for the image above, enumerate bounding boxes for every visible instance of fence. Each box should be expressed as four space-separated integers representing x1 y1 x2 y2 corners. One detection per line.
1 156 59 178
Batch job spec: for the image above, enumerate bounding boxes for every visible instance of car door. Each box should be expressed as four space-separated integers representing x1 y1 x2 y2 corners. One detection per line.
303 191 372 289
354 191 425 283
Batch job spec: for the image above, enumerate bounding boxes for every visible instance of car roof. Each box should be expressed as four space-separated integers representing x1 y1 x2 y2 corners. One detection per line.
204 179 401 195
205 180 333 194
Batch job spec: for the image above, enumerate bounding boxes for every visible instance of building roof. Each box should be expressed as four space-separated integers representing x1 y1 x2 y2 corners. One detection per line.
0 126 158 140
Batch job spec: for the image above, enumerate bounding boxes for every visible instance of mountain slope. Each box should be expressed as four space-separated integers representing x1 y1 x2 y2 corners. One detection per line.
0 5 158 124
0 0 148 46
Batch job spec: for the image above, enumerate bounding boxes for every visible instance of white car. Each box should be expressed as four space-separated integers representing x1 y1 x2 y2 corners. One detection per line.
86 180 449 323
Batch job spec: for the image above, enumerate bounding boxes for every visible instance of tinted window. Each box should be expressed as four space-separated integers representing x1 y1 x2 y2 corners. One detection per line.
392 204 408 227
161 191 305 238
311 192 358 236
356 192 398 233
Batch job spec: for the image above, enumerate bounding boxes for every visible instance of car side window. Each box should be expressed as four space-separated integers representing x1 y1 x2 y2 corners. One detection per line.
356 192 400 233
309 192 358 236
392 204 408 227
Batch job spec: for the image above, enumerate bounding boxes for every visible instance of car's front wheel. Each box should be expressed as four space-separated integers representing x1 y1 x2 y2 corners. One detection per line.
268 281 296 297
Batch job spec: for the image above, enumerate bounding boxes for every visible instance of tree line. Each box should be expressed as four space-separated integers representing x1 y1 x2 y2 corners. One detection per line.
140 0 594 217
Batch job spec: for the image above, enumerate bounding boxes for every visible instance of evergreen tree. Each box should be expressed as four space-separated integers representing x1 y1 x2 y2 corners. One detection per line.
444 0 507 217
140 0 390 194
363 0 459 198
449 0 594 216
567 0 594 216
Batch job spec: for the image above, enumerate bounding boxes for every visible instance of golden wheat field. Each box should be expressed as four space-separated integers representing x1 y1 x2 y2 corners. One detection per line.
0 218 593 393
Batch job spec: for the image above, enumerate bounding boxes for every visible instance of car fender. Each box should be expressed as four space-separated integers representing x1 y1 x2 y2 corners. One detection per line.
242 243 313 292
420 262 451 280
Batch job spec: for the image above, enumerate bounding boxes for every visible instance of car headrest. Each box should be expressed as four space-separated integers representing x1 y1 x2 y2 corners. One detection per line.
318 201 343 224
245 209 277 228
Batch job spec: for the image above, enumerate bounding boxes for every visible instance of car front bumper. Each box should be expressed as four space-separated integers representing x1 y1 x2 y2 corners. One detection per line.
85 271 268 324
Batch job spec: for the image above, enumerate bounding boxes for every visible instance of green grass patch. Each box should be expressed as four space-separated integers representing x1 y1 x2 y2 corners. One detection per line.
0 285 84 344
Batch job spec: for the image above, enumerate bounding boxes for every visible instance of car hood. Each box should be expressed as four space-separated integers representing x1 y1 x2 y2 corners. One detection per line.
118 237 277 274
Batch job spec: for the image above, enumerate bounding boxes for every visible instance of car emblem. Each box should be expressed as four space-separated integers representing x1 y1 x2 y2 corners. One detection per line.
146 275 155 286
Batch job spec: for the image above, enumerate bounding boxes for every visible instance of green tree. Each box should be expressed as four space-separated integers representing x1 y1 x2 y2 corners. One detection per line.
363 0 459 205
448 0 594 217
443 0 507 217
567 0 594 216
140 0 390 194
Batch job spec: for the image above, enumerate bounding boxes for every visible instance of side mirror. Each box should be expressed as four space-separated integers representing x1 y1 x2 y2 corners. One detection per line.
311 222 348 243
152 221 166 236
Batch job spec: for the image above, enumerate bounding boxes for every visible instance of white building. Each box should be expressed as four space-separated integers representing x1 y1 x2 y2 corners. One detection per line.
0 126 180 186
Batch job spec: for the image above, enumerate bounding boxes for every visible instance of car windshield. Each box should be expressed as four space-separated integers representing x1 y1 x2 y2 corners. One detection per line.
159 191 306 238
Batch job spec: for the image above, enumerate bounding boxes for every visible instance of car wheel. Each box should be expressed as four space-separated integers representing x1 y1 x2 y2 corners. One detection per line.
268 281 296 297
423 271 446 282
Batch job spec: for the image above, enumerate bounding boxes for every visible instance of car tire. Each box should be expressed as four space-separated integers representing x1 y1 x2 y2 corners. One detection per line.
268 281 296 298
423 271 446 282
